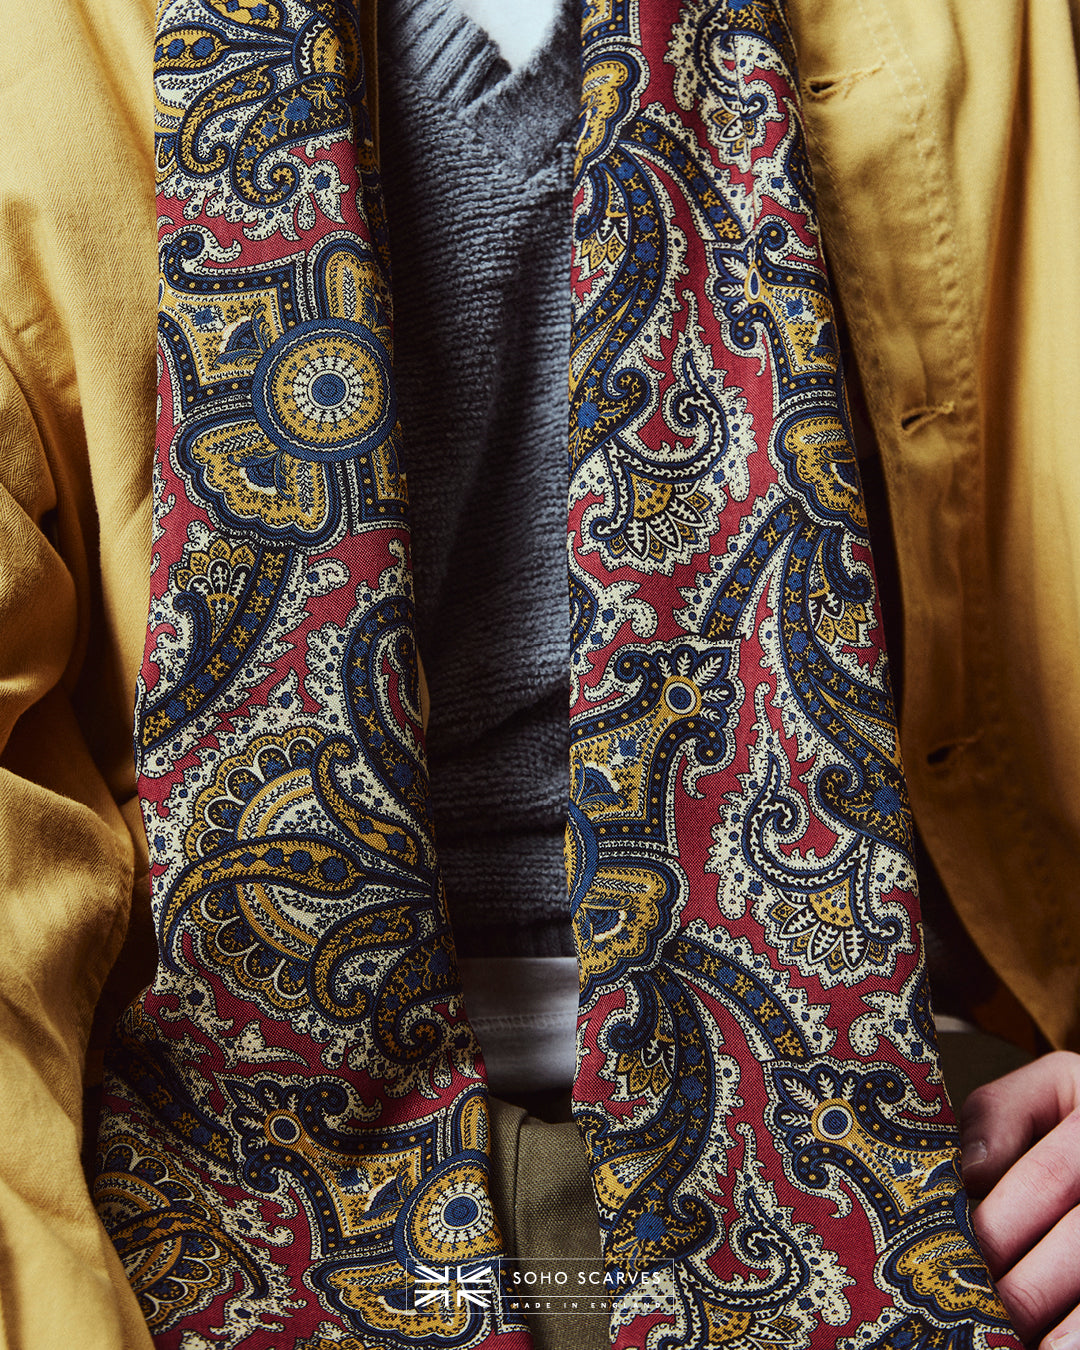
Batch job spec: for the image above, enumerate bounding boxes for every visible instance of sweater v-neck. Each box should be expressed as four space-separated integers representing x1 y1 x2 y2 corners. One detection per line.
379 0 579 175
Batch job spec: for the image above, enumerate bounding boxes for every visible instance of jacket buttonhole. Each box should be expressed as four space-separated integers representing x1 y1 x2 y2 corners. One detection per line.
926 730 983 768
899 402 956 435
803 66 884 101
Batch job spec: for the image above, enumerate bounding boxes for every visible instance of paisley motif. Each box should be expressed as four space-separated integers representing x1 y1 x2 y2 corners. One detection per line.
96 1133 270 1333
98 7 524 1344
96 1 1024 1348
154 0 367 239
160 227 404 545
771 1062 1013 1334
567 1 1019 1347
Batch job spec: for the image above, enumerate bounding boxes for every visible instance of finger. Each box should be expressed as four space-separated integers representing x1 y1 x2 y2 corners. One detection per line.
972 1107 1080 1277
992 1204 1080 1344
1039 1297 1080 1350
961 1052 1080 1196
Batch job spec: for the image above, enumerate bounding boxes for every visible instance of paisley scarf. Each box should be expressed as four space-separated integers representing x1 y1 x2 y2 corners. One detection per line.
94 1 1023 1347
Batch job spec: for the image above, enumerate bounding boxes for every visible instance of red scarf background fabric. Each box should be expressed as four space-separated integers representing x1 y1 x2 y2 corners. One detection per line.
93 1 1023 1347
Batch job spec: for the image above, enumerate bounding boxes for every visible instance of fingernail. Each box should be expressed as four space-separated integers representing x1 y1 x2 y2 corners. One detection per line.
1046 1332 1080 1350
960 1138 987 1175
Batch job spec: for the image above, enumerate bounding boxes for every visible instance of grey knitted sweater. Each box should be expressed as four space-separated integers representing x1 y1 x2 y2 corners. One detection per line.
378 0 579 958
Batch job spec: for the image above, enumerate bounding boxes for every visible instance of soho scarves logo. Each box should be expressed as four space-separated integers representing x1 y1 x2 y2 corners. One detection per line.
407 1259 676 1318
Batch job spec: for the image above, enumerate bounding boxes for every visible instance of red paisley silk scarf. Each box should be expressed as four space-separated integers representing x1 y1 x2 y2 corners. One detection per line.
94 2 1024 1347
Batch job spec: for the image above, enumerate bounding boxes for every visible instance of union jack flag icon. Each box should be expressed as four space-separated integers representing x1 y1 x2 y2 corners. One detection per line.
410 1261 497 1313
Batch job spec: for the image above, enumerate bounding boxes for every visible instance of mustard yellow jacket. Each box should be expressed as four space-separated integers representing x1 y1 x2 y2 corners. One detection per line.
0 0 1076 1343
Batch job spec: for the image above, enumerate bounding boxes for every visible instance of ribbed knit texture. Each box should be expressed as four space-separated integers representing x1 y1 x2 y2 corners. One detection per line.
378 0 578 957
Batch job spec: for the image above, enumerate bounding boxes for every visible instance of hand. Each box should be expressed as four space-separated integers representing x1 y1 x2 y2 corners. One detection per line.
961 1051 1080 1349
